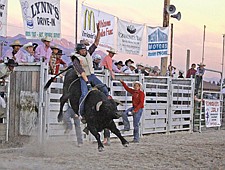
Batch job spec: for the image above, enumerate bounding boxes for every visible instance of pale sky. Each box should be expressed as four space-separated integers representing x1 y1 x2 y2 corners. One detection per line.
7 0 225 79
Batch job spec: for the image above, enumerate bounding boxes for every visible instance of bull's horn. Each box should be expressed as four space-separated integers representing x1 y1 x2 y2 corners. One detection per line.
113 99 124 106
96 101 103 111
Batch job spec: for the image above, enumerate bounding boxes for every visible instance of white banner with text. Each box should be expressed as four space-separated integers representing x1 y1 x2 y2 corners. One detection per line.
0 0 8 37
20 0 61 39
81 5 114 49
117 19 144 55
205 100 221 127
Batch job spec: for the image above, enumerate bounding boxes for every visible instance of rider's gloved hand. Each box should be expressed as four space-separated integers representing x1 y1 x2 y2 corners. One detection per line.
86 81 92 91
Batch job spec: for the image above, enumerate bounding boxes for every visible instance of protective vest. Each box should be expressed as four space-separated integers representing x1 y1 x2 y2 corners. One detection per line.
77 52 94 76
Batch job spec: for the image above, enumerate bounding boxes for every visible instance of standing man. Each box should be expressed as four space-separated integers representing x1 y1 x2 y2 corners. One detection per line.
93 54 102 70
101 47 117 79
120 80 145 143
63 103 83 147
35 37 52 63
186 63 197 78
195 62 206 96
15 42 35 63
1 40 23 62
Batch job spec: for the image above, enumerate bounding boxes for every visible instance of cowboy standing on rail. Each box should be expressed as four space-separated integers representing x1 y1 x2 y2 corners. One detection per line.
120 80 145 143
195 62 206 96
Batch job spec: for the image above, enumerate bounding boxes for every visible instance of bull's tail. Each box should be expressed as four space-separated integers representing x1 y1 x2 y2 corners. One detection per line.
44 65 73 91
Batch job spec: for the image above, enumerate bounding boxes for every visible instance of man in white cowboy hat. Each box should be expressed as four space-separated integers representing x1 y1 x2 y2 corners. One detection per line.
124 63 136 74
34 36 52 63
101 47 117 79
15 42 35 63
119 80 145 143
0 40 23 63
195 62 206 96
93 54 102 70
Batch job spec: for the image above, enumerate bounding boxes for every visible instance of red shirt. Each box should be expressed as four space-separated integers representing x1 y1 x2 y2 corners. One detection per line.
186 68 196 78
101 55 112 71
121 82 145 112
54 58 66 75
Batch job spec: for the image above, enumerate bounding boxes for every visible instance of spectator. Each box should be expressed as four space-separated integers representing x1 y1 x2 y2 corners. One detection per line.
195 62 206 96
113 60 124 73
93 54 102 70
101 47 117 79
178 70 184 78
120 80 145 143
35 36 52 63
135 63 144 74
1 40 23 62
186 63 197 78
124 63 136 74
49 49 67 75
150 66 160 76
63 103 83 147
15 42 35 63
144 65 151 76
122 59 134 72
49 45 60 74
0 59 18 82
166 65 176 77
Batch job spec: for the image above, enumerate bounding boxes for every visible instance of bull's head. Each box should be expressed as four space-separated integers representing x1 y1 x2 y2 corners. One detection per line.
95 99 123 119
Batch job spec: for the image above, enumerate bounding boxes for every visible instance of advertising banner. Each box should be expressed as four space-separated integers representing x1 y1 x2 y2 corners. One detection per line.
117 19 144 55
0 0 8 37
81 5 114 49
205 100 221 127
147 26 169 58
20 0 61 39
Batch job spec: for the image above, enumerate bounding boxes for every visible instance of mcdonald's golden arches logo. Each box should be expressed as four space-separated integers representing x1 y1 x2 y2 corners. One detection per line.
84 8 96 33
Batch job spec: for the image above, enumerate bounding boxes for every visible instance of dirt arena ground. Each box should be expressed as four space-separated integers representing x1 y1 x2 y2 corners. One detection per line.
1 130 225 170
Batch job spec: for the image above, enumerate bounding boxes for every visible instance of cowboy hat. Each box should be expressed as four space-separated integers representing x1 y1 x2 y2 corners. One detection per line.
129 63 136 69
10 40 23 47
115 60 124 66
80 39 90 46
153 66 160 71
5 59 18 67
197 62 206 66
179 70 184 74
50 45 60 50
23 42 34 49
133 81 142 87
106 48 117 54
41 37 52 42
125 59 134 66
56 50 64 55
136 63 144 67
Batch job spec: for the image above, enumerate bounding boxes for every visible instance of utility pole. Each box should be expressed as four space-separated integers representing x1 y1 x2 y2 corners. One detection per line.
75 0 78 46
201 25 206 63
161 0 170 75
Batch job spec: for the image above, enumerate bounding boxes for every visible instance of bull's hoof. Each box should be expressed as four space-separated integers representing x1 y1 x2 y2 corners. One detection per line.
123 142 129 147
57 113 63 122
98 147 104 152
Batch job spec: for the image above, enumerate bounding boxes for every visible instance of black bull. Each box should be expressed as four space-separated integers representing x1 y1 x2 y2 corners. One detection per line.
45 68 129 151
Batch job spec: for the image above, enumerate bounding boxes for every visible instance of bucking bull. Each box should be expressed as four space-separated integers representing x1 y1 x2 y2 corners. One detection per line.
44 66 129 151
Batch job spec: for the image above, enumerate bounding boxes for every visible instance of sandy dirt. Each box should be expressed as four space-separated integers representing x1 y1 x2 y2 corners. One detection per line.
1 130 225 170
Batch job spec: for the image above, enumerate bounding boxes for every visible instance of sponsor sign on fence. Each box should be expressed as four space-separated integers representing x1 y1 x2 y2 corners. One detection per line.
205 100 221 127
20 0 61 39
0 0 7 37
117 19 144 55
147 26 169 58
